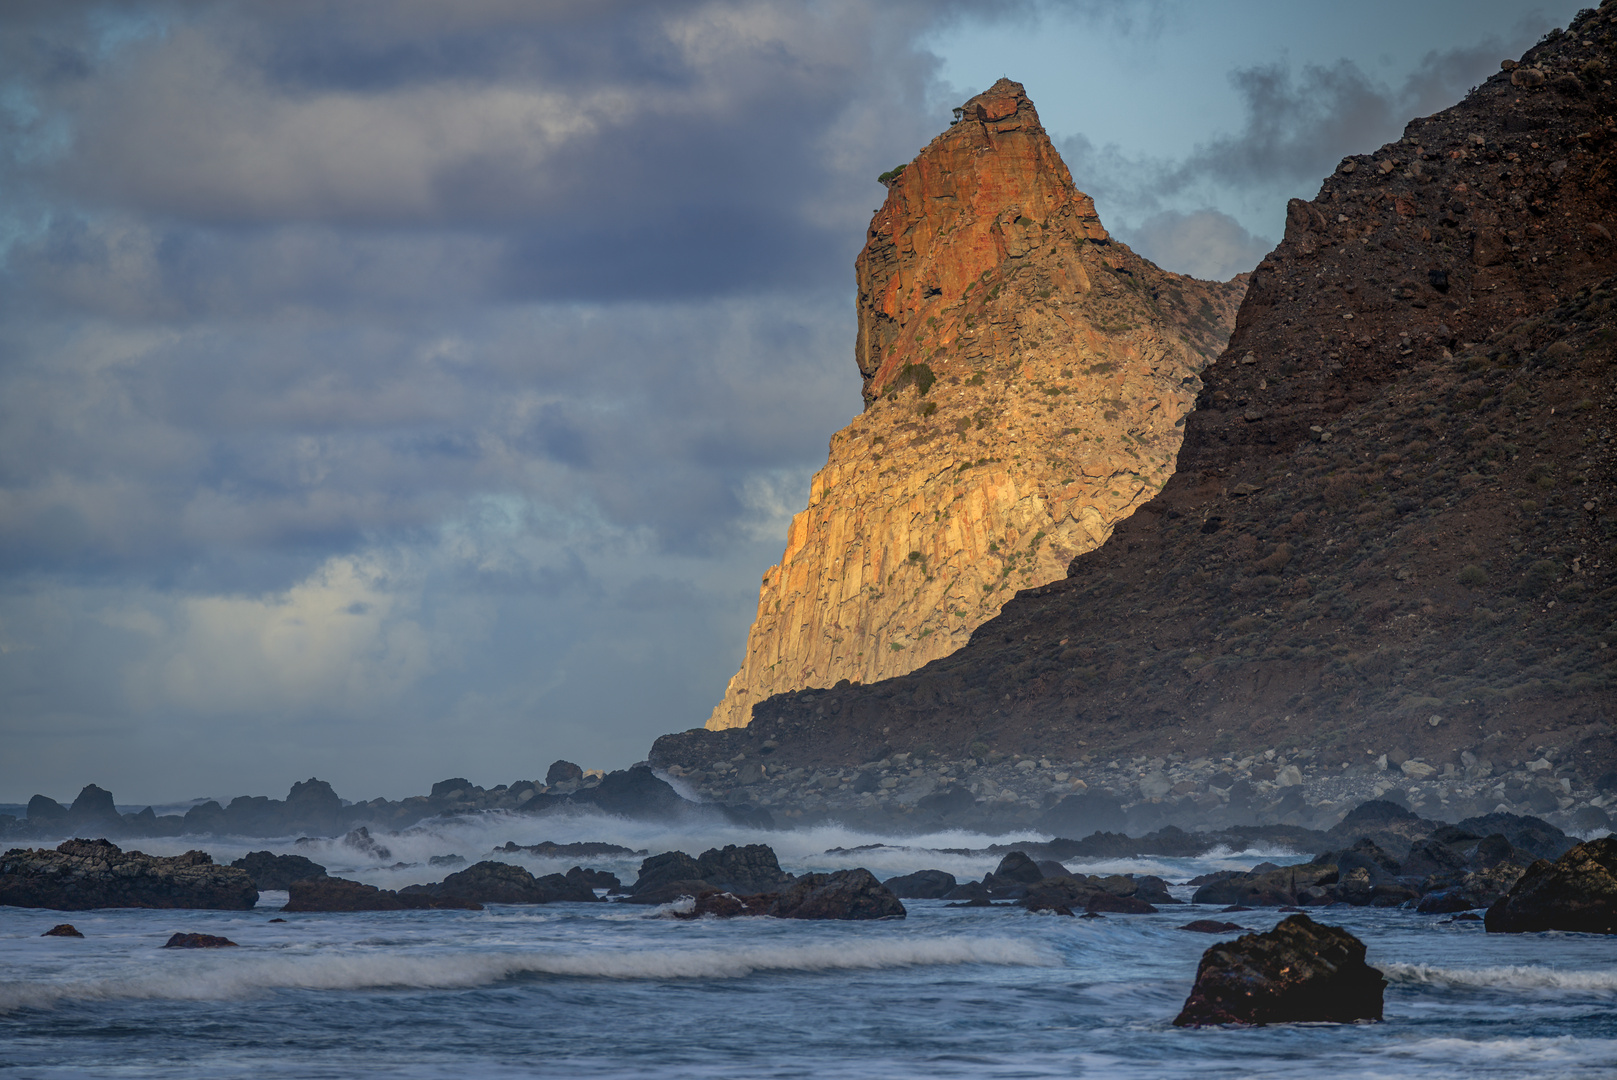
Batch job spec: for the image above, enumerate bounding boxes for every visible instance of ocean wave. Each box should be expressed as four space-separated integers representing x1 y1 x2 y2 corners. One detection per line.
1385 963 1617 992
0 936 1055 1012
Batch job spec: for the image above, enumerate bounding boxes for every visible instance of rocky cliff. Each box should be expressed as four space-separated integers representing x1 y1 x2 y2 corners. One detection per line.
657 10 1617 817
707 79 1244 731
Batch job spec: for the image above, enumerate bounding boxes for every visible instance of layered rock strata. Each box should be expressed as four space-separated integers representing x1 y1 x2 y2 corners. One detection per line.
0 839 258 910
668 14 1617 786
706 79 1243 731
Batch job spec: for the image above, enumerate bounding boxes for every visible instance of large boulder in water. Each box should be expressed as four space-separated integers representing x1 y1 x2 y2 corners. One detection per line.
26 795 68 823
401 860 598 904
0 839 258 910
883 869 957 899
67 785 123 831
1484 837 1617 934
1191 860 1339 907
768 869 905 920
231 851 328 891
284 877 481 911
1174 913 1386 1026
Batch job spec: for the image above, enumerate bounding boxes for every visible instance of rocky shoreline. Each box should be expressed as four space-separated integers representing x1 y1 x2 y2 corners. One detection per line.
654 735 1615 838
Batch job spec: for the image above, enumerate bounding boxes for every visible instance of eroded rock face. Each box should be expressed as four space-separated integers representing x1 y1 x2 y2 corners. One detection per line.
1174 914 1386 1026
1485 836 1617 934
685 15 1617 779
0 839 258 911
704 78 1243 731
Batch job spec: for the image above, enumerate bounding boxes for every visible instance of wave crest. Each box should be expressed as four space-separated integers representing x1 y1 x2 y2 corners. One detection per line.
1385 963 1617 992
0 936 1054 1012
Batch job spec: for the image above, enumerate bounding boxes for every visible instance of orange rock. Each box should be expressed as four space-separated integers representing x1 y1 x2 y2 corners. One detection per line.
706 79 1244 731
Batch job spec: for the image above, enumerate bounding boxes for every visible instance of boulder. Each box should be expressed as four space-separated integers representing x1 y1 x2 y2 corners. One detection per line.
401 860 598 904
695 844 795 894
883 869 957 899
42 924 83 937
1021 874 1158 914
767 869 906 920
1417 863 1526 914
565 866 620 891
1181 920 1247 933
627 850 707 897
1484 837 1617 934
1452 812 1574 862
1191 860 1339 907
163 932 237 948
941 879 990 902
546 760 584 786
571 766 687 818
616 879 719 905
283 877 482 912
0 839 258 910
67 785 122 830
231 851 328 891
283 778 345 834
1174 914 1386 1026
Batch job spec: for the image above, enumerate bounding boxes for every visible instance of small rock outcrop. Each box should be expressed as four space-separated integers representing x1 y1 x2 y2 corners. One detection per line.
883 869 957 899
623 844 795 902
0 839 258 910
42 924 84 937
1174 914 1386 1027
766 869 906 920
400 861 598 905
163 932 237 948
230 851 328 891
1484 837 1617 934
282 877 482 912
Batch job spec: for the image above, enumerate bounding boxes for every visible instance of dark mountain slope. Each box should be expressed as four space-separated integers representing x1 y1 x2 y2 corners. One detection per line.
653 10 1617 792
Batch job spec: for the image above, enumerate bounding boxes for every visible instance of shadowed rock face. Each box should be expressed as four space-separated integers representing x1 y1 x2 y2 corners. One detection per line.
231 851 328 891
283 877 482 912
665 14 1617 784
1485 836 1617 934
401 861 599 905
0 839 258 910
704 77 1244 733
1174 913 1386 1026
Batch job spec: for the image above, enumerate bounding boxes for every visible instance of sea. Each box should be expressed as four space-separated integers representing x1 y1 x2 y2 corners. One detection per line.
3 810 1615 1079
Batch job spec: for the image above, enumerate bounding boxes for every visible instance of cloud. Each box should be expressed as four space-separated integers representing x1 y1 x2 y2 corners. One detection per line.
1118 209 1271 282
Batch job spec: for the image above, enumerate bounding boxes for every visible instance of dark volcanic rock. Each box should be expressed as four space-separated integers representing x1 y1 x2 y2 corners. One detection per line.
694 844 795 894
571 766 686 818
231 851 328 891
1181 920 1247 933
283 877 482 911
566 866 620 891
1191 861 1339 907
768 869 905 920
618 879 721 906
1174 914 1386 1027
1485 837 1617 934
67 785 122 831
1417 862 1527 915
496 840 641 858
1452 813 1574 863
163 932 237 948
1021 874 1159 914
0 839 258 910
42 923 84 937
26 795 67 823
627 851 706 897
883 869 958 899
401 861 598 905
546 760 584 786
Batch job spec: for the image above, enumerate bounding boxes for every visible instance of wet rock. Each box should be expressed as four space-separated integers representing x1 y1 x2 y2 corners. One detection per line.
1452 812 1573 862
341 827 392 861
42 924 83 937
230 851 328 891
942 879 990 902
401 861 598 904
619 879 722 906
283 877 482 911
883 869 958 899
1416 863 1526 914
566 866 621 891
1174 914 1386 1026
1191 860 1339 907
694 844 795 894
1021 874 1158 914
0 839 258 911
767 868 905 920
570 766 686 818
1181 920 1247 933
163 932 237 948
982 851 1044 898
1485 837 1617 934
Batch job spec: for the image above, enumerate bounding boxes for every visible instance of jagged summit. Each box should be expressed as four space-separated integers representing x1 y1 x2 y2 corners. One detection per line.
703 78 1244 731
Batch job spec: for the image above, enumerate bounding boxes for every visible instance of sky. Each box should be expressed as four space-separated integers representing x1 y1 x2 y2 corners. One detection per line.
0 0 1580 805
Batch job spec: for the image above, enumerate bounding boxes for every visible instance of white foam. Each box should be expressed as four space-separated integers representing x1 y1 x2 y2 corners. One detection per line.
0 935 1054 1012
1385 963 1617 993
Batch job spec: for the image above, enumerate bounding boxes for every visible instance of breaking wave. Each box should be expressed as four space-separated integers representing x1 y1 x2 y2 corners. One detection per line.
1384 963 1617 993
0 936 1055 1012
